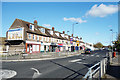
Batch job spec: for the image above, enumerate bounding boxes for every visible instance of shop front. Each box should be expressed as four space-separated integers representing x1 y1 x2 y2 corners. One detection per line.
26 41 41 54
44 43 51 52
58 43 63 52
50 43 57 52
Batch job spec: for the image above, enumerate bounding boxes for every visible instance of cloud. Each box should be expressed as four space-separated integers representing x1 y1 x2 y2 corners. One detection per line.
42 24 51 27
86 4 118 17
95 32 99 35
63 17 87 23
108 25 112 28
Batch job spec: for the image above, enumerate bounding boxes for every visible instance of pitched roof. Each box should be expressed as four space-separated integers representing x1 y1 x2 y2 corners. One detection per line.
9 18 80 41
9 18 48 36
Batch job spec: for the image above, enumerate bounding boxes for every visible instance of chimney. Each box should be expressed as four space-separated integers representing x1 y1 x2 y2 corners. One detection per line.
34 20 37 28
63 31 65 34
80 37 82 40
72 34 73 37
52 27 54 31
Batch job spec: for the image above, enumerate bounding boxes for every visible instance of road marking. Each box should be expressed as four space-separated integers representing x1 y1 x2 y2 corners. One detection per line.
81 55 84 56
0 69 17 79
31 68 42 78
96 55 99 57
82 58 85 60
91 55 94 56
69 59 82 62
86 55 89 56
76 62 88 64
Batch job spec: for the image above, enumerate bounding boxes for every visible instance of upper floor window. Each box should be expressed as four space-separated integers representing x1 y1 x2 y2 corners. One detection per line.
44 37 46 41
65 35 68 39
37 35 39 40
33 34 35 40
55 33 59 37
28 33 31 39
29 24 34 31
39 28 45 33
50 30 53 35
73 37 75 40
61 34 64 37
47 37 49 42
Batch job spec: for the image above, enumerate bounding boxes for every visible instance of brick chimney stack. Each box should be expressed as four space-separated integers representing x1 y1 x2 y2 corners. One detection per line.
34 20 37 28
72 34 73 37
52 27 54 31
63 31 65 34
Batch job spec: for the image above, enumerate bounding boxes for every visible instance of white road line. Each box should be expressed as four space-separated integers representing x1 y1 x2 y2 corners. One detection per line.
86 55 89 56
69 59 82 62
81 55 84 56
96 55 99 57
0 69 17 79
76 62 88 64
82 58 85 60
31 68 42 78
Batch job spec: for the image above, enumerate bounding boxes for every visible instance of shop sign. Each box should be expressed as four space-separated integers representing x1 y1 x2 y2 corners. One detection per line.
58 43 63 47
76 40 79 46
8 28 24 40
70 38 73 44
51 43 56 45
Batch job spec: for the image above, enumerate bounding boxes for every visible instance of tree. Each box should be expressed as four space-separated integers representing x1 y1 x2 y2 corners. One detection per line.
113 33 120 51
94 42 103 48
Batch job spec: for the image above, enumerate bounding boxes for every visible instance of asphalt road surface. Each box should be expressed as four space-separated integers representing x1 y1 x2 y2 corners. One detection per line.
2 50 108 79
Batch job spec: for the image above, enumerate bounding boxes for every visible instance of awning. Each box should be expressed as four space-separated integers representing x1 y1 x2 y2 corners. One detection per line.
5 40 24 45
58 44 63 47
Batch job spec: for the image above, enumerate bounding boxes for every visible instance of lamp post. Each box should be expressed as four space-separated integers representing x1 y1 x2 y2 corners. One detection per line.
110 29 113 52
67 31 69 35
72 23 78 36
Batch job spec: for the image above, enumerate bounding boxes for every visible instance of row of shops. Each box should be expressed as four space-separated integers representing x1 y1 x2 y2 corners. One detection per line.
26 41 85 54
4 18 91 55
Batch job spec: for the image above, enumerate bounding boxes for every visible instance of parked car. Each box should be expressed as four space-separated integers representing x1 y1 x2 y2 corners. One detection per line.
85 49 92 54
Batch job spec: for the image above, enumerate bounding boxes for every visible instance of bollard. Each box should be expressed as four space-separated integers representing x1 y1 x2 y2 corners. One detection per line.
113 52 116 57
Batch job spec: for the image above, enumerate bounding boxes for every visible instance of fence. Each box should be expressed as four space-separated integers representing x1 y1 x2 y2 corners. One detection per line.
0 49 84 59
83 57 108 80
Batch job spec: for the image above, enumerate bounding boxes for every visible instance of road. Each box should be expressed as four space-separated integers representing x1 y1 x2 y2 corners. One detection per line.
2 50 108 79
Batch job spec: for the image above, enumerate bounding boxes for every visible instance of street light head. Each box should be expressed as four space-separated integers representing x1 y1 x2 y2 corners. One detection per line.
110 29 113 31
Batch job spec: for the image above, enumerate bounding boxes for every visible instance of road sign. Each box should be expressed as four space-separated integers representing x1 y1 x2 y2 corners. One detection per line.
70 38 73 44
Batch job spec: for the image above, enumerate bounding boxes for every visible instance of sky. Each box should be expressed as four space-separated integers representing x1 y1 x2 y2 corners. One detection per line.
1 2 119 46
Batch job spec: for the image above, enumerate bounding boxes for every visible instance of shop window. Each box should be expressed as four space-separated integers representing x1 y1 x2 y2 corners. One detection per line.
27 44 29 52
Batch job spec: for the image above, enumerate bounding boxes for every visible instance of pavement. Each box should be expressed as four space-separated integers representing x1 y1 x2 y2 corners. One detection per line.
1 51 83 62
105 52 120 80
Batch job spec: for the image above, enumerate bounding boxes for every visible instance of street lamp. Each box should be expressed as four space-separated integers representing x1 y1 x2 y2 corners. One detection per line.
67 31 69 35
72 23 78 36
110 29 113 52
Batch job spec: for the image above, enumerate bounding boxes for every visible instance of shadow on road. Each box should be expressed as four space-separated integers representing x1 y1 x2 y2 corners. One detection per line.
50 60 86 80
